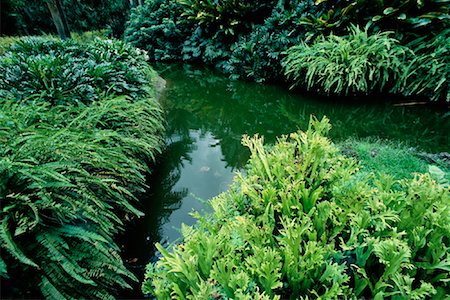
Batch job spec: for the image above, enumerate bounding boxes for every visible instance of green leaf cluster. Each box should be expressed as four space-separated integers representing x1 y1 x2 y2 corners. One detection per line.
0 38 164 299
124 0 192 61
283 25 409 96
143 116 449 299
177 0 275 38
0 36 156 105
283 24 449 101
302 0 450 38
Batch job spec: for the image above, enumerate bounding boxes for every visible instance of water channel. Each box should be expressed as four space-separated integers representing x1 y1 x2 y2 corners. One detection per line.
119 64 449 298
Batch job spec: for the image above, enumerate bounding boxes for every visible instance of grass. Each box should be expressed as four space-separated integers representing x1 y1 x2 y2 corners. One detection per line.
338 138 450 183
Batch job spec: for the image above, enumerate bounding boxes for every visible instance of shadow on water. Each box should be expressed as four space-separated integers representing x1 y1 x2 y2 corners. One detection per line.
119 64 448 298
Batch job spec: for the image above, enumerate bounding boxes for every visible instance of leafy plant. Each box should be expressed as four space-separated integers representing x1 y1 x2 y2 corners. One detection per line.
283 24 409 96
0 38 164 299
394 30 450 102
177 0 275 38
124 0 192 61
227 0 317 82
301 0 450 38
0 37 155 105
143 116 449 299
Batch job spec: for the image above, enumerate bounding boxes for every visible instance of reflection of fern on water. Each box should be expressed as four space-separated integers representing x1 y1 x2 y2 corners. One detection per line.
119 134 194 286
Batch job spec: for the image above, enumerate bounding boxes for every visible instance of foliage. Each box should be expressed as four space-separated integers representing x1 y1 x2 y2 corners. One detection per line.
177 0 275 38
126 0 448 101
226 0 317 82
1 0 131 37
0 38 164 299
394 30 450 102
301 0 450 38
124 0 191 61
283 25 409 96
0 37 155 105
143 116 450 299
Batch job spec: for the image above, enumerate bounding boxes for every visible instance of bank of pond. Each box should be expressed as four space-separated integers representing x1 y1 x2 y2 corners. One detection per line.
0 38 449 299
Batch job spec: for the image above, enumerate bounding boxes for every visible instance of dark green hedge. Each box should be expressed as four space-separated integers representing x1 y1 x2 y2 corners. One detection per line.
0 37 164 299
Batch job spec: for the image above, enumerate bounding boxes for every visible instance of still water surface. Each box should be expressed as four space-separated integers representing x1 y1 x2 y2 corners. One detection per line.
120 64 448 297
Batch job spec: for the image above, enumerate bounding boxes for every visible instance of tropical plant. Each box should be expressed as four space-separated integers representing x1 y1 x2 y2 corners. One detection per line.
283 24 409 96
301 0 450 38
0 37 155 105
0 38 164 299
124 0 191 61
143 116 450 299
226 0 317 82
177 0 275 38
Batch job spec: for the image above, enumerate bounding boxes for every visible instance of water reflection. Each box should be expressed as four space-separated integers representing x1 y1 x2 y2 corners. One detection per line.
119 64 448 298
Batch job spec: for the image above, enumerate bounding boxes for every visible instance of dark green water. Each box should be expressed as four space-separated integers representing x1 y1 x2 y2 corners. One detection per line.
119 64 449 297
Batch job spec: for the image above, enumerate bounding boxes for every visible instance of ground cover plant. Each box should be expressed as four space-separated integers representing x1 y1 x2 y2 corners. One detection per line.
0 36 154 105
143 117 449 299
0 37 164 299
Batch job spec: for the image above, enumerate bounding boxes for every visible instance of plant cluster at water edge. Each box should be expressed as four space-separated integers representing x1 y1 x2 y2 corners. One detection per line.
0 37 164 299
143 117 449 299
124 0 449 102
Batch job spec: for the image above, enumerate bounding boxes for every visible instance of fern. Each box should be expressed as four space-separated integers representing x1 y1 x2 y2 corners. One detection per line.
0 37 164 298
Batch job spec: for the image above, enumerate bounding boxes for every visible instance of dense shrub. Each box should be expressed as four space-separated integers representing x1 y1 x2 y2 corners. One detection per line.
0 37 154 105
143 117 449 299
0 38 164 299
178 0 275 38
124 0 191 61
227 0 317 82
283 25 409 96
1 0 130 37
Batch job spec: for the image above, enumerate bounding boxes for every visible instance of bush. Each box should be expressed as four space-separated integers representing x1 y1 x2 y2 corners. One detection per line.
177 0 275 38
0 37 155 105
143 116 449 299
124 0 191 61
0 38 164 299
227 0 317 82
283 25 409 96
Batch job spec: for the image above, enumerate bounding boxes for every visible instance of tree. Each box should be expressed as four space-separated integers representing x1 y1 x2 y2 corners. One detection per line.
46 0 70 39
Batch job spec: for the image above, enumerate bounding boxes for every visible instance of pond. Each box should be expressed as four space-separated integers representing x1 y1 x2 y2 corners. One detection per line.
119 64 448 297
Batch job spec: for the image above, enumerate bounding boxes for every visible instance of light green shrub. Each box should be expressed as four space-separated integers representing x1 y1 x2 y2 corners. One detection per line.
283 25 409 96
143 116 449 299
